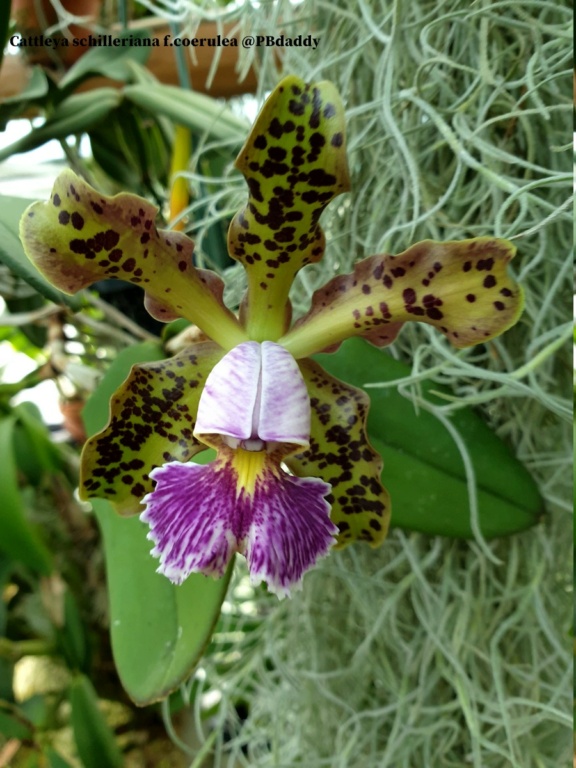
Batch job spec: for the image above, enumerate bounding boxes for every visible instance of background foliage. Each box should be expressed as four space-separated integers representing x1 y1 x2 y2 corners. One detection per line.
0 0 571 766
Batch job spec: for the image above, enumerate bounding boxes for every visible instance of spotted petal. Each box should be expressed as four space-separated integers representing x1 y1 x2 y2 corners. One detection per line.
286 359 390 549
280 238 524 359
81 342 224 514
229 75 350 341
141 447 336 598
20 170 247 350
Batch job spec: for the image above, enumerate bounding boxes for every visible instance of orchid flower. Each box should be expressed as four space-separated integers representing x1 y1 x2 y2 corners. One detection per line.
20 76 524 598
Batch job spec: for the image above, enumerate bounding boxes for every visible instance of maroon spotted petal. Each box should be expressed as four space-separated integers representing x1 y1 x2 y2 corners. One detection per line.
228 74 350 341
280 238 524 358
20 170 247 349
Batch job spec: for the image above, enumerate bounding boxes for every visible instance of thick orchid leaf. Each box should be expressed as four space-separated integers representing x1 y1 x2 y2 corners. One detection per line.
281 238 524 359
124 82 249 144
59 30 152 91
83 343 233 705
81 341 224 515
317 338 542 539
0 67 49 130
286 359 390 549
229 75 350 341
20 170 247 349
94 497 233 705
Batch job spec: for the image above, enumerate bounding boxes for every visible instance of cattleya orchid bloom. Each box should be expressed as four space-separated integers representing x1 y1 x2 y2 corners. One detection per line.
20 76 523 597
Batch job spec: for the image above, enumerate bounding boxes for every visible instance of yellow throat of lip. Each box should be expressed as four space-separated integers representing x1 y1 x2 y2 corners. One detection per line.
231 447 268 497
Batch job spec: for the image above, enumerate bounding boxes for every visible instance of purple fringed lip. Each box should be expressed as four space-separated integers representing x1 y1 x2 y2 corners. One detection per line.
141 449 336 598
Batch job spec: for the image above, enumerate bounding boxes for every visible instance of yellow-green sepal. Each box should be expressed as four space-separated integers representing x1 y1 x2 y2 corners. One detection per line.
281 238 524 358
286 359 390 549
20 170 247 349
229 75 350 341
81 341 224 514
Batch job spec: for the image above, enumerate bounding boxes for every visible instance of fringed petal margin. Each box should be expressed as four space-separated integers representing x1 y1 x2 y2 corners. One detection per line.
141 460 240 583
141 447 336 598
246 470 336 599
280 238 524 359
286 359 391 549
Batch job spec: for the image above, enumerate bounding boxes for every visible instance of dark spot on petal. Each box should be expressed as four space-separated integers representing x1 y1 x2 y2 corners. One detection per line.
483 274 497 288
71 212 84 230
403 287 416 304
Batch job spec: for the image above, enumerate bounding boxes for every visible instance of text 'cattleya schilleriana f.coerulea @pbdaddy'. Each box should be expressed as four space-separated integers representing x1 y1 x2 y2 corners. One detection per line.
20 75 524 598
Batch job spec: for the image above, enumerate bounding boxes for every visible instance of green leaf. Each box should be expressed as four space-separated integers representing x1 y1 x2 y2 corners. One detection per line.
45 748 75 768
19 694 49 729
93 498 232 705
0 67 50 130
88 104 171 193
0 195 81 308
0 0 9 72
59 30 153 91
0 708 34 741
83 343 232 704
56 590 90 672
13 402 64 486
69 675 123 768
316 338 543 539
4 293 48 348
124 82 249 144
0 88 121 161
0 415 53 574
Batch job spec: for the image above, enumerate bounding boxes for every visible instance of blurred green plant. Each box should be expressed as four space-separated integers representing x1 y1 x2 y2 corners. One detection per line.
0 10 552 763
0 31 248 201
